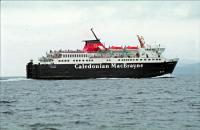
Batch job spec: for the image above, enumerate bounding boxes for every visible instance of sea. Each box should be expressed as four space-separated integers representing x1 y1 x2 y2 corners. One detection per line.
0 74 199 130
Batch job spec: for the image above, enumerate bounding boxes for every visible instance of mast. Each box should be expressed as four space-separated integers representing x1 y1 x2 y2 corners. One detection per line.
91 28 99 40
137 35 145 48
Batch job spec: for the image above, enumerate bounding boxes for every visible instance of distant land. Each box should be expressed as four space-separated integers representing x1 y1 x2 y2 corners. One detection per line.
174 62 200 76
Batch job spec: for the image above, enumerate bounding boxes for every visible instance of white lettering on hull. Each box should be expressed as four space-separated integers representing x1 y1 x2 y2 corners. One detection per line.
75 63 143 69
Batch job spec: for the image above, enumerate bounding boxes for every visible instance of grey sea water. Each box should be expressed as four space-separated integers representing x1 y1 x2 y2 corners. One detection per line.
0 74 199 130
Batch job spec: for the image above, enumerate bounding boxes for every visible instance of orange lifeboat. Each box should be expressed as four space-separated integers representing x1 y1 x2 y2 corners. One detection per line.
109 46 123 51
125 46 138 50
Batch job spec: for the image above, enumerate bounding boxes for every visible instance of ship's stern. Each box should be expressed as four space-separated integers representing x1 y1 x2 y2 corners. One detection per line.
26 61 33 78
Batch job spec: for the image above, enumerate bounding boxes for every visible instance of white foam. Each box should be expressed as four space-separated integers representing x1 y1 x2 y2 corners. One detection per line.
153 74 175 78
0 77 31 82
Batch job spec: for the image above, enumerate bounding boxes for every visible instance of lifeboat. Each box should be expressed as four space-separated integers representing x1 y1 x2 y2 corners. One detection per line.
109 46 123 51
125 46 138 50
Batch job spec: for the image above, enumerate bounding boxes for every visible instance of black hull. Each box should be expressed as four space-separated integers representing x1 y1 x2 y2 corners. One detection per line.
26 61 178 79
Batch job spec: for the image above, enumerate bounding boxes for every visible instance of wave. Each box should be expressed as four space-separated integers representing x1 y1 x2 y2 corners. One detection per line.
152 74 175 79
0 77 31 82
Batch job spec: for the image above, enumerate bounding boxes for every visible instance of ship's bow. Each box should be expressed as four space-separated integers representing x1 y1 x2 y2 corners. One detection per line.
165 58 179 74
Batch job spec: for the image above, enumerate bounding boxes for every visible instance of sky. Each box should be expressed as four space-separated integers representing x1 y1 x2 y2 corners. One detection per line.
1 1 200 76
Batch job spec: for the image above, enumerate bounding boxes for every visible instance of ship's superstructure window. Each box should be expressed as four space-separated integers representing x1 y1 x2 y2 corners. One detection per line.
58 60 69 62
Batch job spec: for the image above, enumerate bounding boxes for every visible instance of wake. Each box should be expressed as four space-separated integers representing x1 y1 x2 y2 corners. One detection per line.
0 77 31 82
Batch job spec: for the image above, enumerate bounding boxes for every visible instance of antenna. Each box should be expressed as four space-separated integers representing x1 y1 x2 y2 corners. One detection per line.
91 28 99 40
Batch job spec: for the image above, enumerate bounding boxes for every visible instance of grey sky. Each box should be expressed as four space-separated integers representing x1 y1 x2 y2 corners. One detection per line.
1 1 200 76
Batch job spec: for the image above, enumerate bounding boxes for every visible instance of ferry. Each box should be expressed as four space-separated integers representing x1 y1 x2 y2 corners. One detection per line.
26 28 178 79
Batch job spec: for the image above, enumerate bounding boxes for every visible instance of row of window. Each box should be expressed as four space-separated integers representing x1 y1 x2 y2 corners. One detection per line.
62 54 88 58
58 58 162 62
58 59 94 62
145 48 156 51
118 58 161 61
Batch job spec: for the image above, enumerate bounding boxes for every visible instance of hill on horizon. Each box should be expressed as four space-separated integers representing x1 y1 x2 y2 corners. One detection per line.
174 62 200 75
